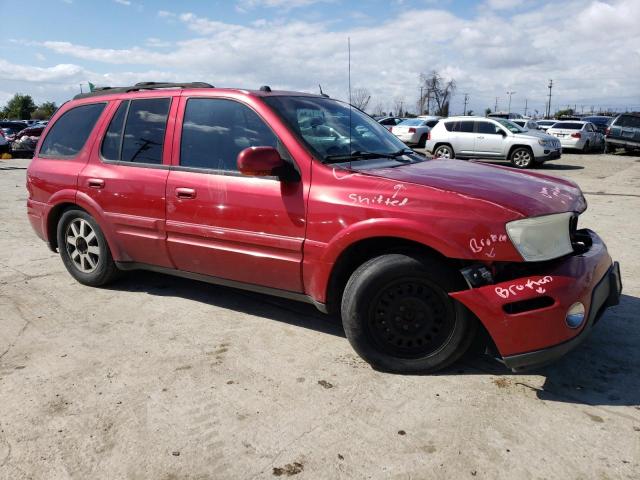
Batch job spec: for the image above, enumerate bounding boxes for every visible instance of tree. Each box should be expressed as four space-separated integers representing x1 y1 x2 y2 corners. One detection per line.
419 71 456 117
350 87 371 111
31 101 58 120
372 102 386 117
392 97 405 117
555 108 574 118
485 107 492 117
466 110 474 116
1 93 37 120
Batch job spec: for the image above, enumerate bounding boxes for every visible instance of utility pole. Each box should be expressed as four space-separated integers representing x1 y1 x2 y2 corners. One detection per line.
463 93 469 116
546 79 553 118
523 98 528 117
506 91 516 114
420 86 424 115
494 97 499 112
79 83 83 94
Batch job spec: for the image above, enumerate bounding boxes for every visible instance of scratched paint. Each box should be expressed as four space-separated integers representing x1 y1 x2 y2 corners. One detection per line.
469 234 508 258
348 184 408 207
333 168 360 181
495 276 553 299
540 186 572 202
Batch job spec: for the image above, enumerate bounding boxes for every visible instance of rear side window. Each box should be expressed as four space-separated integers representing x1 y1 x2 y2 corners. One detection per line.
121 98 170 164
180 98 280 171
101 101 128 161
617 115 640 128
444 121 456 132
40 103 106 157
458 121 474 133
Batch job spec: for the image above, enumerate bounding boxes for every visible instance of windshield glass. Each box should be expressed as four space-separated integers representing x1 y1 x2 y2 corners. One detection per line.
398 119 425 126
552 122 583 130
495 118 525 133
263 96 409 161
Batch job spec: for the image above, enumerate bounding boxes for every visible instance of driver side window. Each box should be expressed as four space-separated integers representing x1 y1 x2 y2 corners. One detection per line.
476 121 500 135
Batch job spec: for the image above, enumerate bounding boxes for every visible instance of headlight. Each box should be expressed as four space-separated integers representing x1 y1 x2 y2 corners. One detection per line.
538 139 552 146
506 212 574 262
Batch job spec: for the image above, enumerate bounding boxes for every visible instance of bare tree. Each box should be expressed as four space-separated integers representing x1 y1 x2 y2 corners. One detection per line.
419 71 456 117
351 87 371 111
392 97 405 117
372 102 386 117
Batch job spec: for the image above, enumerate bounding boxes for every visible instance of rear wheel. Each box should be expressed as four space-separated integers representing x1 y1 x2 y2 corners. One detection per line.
582 141 590 153
57 209 119 287
510 147 534 168
341 254 476 373
434 145 454 159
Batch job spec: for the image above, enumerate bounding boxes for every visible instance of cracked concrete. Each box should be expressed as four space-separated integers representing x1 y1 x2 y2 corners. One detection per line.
0 153 639 479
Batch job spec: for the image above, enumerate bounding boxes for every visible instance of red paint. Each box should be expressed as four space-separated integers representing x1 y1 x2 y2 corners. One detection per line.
27 87 615 360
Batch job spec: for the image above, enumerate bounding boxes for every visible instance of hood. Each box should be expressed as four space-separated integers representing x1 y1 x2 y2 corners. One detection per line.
364 159 586 218
513 130 554 141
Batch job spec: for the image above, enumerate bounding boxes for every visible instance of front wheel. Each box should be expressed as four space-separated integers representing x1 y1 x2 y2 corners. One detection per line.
510 147 534 168
341 254 476 373
57 209 120 287
433 145 454 159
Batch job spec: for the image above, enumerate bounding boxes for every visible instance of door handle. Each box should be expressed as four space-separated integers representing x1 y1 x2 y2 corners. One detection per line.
175 187 197 199
477 136 484 139
88 178 105 189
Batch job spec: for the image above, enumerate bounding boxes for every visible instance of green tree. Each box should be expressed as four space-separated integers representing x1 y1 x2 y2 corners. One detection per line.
31 101 58 120
485 107 492 116
555 108 575 118
1 93 37 120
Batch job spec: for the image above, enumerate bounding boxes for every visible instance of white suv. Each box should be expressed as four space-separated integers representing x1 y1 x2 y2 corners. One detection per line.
425 116 562 168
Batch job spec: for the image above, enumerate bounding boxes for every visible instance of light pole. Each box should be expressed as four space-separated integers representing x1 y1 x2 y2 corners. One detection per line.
506 91 516 115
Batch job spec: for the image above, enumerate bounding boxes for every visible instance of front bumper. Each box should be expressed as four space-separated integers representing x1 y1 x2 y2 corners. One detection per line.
536 148 562 162
450 230 621 371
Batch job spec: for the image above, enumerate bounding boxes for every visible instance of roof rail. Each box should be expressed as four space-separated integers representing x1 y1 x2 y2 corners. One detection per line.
73 81 215 100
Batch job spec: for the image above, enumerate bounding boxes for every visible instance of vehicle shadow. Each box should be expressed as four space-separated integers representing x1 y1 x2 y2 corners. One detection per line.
108 271 639 407
538 163 584 170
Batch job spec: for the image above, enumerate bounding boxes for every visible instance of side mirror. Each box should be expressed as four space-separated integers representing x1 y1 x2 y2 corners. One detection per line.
499 129 507 136
237 146 284 177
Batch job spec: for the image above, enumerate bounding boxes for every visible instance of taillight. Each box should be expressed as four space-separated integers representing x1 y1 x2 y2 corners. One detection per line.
408 128 416 133
571 132 581 138
605 127 611 136
427 131 431 140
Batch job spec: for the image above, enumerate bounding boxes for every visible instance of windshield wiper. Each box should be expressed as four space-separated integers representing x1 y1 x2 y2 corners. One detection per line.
323 149 413 164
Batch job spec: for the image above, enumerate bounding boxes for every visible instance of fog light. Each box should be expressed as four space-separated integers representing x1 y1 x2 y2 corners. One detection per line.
566 302 585 329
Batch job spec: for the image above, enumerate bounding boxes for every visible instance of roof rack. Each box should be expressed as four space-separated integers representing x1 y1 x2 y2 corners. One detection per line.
73 81 215 100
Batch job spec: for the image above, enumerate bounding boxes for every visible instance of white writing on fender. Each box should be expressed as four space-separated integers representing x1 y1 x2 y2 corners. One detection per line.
495 276 553 299
348 184 409 207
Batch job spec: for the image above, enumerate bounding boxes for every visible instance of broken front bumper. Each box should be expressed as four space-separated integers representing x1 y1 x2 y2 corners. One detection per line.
450 230 622 371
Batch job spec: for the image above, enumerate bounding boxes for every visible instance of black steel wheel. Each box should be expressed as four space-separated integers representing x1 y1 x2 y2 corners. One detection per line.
341 253 476 373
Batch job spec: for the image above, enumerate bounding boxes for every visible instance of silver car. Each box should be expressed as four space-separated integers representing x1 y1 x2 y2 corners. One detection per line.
546 121 604 152
425 116 562 169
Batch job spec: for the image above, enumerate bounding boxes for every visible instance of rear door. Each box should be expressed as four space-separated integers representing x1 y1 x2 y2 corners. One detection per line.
78 96 176 268
165 96 307 292
474 120 507 157
452 120 476 156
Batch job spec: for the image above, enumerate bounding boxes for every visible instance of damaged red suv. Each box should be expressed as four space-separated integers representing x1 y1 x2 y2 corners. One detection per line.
26 82 622 373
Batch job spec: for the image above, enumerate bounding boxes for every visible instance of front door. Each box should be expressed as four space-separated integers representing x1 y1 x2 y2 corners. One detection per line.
474 120 507 157
165 96 306 292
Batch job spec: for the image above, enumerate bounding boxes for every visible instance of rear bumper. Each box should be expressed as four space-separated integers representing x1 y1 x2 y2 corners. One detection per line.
606 137 640 149
27 198 48 242
450 230 620 370
395 133 420 144
502 261 621 371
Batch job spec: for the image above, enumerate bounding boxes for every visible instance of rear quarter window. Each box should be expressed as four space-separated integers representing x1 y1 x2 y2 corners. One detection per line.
39 103 106 157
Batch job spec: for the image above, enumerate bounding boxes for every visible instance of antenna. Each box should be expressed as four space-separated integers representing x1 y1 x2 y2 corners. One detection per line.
348 37 352 169
319 84 324 95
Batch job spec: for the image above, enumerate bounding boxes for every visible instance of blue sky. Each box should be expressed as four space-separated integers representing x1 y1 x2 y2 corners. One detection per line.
1 0 638 115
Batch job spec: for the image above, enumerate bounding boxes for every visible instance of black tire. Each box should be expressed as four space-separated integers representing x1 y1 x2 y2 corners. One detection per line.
433 144 454 159
57 209 119 287
341 254 477 374
418 134 428 148
510 147 534 168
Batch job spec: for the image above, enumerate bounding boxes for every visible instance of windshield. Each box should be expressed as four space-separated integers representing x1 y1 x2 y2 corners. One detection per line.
398 119 425 126
263 96 409 162
495 118 525 133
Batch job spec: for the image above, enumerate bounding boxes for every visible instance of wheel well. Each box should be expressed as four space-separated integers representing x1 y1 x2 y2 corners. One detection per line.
47 203 83 252
507 144 533 159
324 237 464 315
433 142 453 152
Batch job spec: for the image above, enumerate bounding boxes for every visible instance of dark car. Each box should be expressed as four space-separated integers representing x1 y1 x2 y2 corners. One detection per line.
0 121 29 137
11 125 45 158
375 116 405 130
582 116 613 135
605 113 640 153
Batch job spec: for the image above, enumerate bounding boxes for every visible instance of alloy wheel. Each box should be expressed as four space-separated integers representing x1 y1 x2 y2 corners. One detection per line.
512 150 532 167
65 218 100 273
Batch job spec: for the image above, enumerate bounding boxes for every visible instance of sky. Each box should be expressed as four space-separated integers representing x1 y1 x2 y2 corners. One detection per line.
0 0 639 116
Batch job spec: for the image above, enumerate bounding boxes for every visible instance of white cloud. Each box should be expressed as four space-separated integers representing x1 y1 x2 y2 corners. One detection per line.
5 0 640 113
114 0 131 5
236 0 334 12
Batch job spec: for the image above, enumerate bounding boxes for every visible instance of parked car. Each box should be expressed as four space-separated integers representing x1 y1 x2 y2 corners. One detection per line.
375 116 405 130
11 125 45 158
391 118 432 146
512 119 539 130
546 121 604 152
426 116 561 168
0 130 10 155
0 121 29 138
582 116 612 135
487 112 523 120
604 113 640 153
536 119 558 132
26 82 621 373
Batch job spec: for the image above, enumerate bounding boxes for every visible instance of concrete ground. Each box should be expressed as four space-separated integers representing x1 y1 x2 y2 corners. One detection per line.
1 152 639 479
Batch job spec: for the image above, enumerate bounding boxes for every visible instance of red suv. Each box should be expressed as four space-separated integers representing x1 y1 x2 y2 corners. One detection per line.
26 82 622 373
